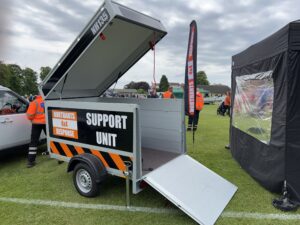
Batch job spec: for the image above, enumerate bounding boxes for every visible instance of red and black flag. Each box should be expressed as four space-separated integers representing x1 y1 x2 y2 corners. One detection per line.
185 20 197 116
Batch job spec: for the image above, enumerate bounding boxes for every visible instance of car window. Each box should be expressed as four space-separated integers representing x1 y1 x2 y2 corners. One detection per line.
0 91 28 115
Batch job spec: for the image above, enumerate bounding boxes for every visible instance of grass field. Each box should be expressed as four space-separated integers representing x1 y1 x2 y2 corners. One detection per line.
0 104 299 225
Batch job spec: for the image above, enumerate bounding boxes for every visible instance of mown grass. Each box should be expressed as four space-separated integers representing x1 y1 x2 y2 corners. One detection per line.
0 104 299 225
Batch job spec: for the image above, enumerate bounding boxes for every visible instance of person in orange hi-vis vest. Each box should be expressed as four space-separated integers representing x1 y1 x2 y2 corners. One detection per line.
163 86 175 99
187 91 204 131
26 95 46 168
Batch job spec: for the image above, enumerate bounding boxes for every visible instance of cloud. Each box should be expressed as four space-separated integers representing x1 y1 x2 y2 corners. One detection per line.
188 0 224 14
1 0 300 87
0 0 12 57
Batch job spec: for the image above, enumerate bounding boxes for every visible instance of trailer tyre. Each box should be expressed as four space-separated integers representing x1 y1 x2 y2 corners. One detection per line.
73 163 100 197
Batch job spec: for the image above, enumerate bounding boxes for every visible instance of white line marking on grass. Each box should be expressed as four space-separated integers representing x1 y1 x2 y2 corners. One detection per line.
222 211 300 220
0 197 300 221
0 197 177 214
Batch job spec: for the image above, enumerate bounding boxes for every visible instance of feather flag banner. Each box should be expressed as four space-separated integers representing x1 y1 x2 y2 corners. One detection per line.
184 20 197 116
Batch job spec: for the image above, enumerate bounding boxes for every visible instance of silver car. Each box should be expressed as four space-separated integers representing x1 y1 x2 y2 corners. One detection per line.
0 85 34 151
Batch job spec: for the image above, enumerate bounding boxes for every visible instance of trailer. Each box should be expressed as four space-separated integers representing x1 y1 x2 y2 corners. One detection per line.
39 1 237 224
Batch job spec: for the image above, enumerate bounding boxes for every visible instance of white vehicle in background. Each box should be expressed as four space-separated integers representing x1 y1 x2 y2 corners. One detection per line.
0 85 45 151
204 96 225 104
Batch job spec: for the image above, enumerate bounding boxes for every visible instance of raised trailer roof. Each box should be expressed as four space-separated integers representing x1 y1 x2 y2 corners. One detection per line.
40 0 167 100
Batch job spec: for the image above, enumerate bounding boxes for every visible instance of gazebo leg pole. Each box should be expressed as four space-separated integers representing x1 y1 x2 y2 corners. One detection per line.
272 180 298 211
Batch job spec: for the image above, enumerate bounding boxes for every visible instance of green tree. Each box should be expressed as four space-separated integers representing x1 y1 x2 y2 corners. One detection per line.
124 81 150 92
136 81 150 92
1 63 39 95
124 81 135 89
159 75 169 92
137 88 146 94
7 64 23 94
23 67 38 95
196 71 210 85
40 66 51 81
0 61 11 87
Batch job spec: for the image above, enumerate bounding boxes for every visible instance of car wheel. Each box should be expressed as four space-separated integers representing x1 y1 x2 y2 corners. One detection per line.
73 163 100 197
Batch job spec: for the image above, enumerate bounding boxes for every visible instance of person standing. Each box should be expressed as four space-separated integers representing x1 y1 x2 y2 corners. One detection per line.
148 84 158 98
163 87 175 99
148 90 158 98
26 95 46 168
187 91 204 131
224 91 232 149
223 91 231 116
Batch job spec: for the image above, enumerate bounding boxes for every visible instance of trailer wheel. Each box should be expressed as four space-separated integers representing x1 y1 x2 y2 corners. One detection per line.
73 163 100 197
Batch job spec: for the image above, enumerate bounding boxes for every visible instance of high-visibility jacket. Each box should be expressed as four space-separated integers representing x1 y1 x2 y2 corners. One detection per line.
26 95 46 124
224 95 231 106
163 91 174 99
196 92 204 111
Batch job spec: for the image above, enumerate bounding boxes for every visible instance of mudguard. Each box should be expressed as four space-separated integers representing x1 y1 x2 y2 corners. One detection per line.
67 153 107 183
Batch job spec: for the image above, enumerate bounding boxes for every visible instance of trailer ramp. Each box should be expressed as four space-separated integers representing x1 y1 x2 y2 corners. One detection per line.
144 155 237 225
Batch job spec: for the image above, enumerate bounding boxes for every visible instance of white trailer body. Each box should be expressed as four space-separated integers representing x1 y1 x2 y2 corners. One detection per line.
39 1 237 224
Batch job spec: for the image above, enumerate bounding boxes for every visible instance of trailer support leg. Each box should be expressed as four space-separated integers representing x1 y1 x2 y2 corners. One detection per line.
124 161 132 208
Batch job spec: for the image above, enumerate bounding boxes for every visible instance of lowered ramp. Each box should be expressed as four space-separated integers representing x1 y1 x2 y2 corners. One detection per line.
144 155 237 225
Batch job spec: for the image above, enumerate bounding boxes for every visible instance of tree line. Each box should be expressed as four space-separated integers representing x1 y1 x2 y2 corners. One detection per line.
0 60 210 95
124 71 210 92
0 61 51 96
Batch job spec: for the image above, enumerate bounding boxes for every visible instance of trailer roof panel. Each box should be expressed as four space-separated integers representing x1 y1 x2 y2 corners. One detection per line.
40 0 167 100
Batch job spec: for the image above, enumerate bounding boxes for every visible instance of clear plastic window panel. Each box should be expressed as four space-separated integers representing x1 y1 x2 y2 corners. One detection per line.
232 71 274 144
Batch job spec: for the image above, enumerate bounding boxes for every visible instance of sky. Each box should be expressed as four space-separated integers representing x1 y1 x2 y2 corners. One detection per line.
0 0 300 88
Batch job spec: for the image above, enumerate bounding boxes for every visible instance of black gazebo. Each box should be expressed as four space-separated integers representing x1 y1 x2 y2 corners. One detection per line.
230 20 300 208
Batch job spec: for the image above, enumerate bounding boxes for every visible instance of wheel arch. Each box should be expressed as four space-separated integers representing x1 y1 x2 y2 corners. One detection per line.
68 153 107 183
